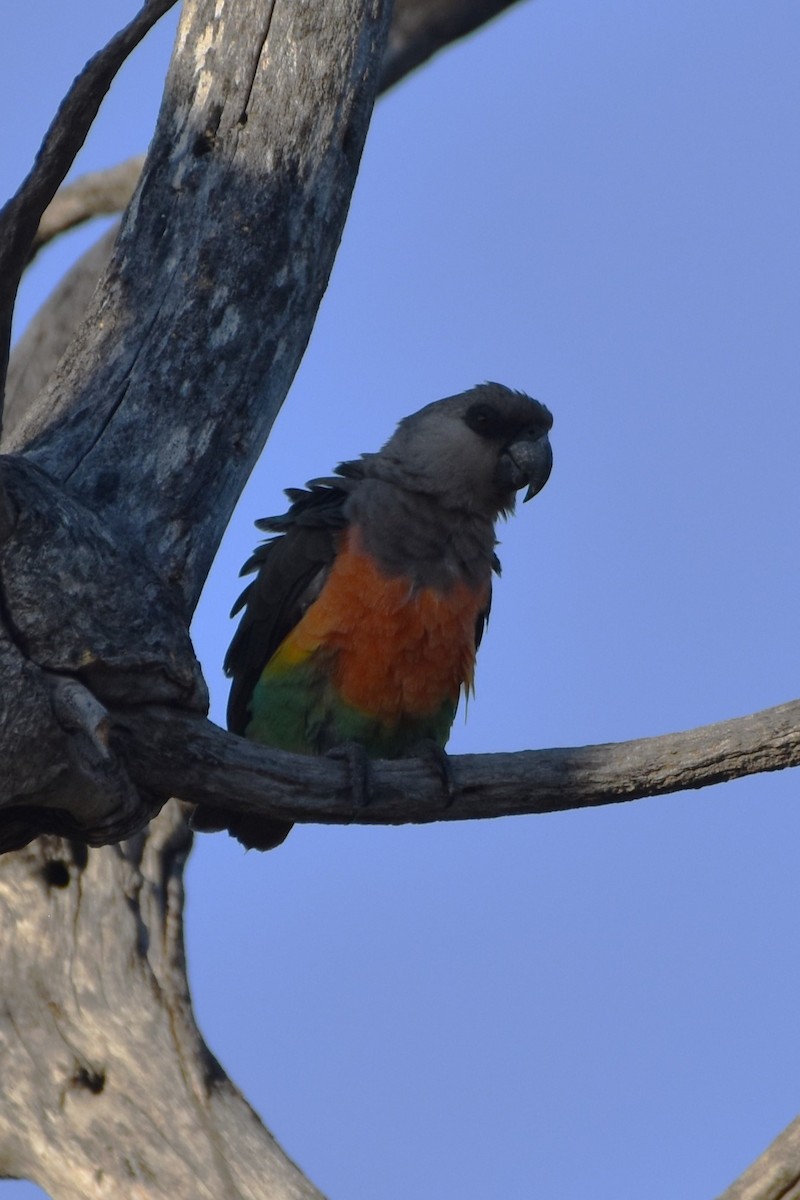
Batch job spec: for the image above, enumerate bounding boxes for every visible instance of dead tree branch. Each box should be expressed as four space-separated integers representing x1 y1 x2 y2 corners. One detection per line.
19 1 534 271
3 226 119 442
714 1116 800 1200
6 0 536 456
30 156 144 258
0 0 178 423
6 684 800 854
115 698 800 843
5 0 392 618
381 0 530 89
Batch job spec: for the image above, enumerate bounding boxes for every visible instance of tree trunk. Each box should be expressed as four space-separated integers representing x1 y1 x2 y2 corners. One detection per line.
0 2 537 1195
0 802 324 1198
1 0 391 1192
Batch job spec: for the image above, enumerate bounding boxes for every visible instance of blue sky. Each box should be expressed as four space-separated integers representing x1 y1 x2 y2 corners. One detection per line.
2 2 800 1197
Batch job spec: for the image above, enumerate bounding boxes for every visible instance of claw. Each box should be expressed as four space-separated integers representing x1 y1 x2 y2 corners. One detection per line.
326 740 456 816
414 740 457 808
326 741 373 809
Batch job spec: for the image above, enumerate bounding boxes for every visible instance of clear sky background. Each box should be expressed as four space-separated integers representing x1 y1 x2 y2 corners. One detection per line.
2 2 800 1198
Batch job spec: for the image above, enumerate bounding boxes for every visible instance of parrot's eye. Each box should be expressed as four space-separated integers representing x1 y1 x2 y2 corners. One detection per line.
464 402 504 438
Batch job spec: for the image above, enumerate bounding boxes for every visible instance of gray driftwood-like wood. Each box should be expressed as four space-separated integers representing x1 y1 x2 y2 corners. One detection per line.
111 697 800 835
3 0 536 449
6 0 392 615
31 156 144 257
0 801 324 1200
0 0 392 852
0 0 179 424
0 455 205 850
714 1117 800 1200
0 0 797 1196
381 0 528 89
3 226 119 443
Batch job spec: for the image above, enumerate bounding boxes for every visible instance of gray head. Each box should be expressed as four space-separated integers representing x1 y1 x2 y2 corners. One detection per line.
367 383 553 517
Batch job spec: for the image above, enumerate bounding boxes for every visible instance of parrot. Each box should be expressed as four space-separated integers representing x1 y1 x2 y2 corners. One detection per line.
192 383 553 849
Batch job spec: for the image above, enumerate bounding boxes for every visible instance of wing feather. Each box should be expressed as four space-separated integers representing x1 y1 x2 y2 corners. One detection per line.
224 467 360 735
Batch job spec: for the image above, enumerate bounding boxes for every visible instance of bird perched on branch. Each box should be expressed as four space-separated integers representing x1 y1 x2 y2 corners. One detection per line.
192 383 553 849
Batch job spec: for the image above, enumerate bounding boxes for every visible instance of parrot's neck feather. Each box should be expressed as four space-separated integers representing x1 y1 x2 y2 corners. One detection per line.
346 477 498 592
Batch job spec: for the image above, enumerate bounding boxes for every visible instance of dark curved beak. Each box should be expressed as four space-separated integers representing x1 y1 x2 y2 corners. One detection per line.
499 433 553 502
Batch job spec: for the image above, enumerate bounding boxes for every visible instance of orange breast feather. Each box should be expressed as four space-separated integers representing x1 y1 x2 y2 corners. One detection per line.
274 529 488 719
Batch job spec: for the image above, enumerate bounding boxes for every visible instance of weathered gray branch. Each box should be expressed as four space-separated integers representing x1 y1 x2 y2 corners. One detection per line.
0 0 547 859
30 157 144 258
15 1 534 273
111 698 800 841
3 227 120 443
0 453 206 852
715 1116 800 1200
381 0 530 89
5 682 800 853
6 0 393 617
0 0 392 849
4 0 534 617
0 0 178 422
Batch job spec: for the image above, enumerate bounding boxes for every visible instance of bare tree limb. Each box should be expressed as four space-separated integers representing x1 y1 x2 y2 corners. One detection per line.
14 0 534 281
6 683 800 854
0 0 178 424
4 0 535 472
6 0 393 618
110 698 800 844
381 0 530 90
30 157 144 259
0 453 206 852
715 1116 800 1200
3 226 120 443
17 0 534 268
0 0 392 856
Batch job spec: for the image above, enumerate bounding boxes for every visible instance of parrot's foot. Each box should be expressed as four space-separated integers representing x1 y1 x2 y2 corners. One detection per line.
326 741 373 810
412 740 457 807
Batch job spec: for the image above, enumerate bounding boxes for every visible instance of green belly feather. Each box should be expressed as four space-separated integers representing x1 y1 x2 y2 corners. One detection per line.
246 656 458 758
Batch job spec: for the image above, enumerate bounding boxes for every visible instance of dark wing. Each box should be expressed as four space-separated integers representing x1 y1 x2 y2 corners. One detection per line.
474 551 501 652
224 465 361 735
191 466 362 851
